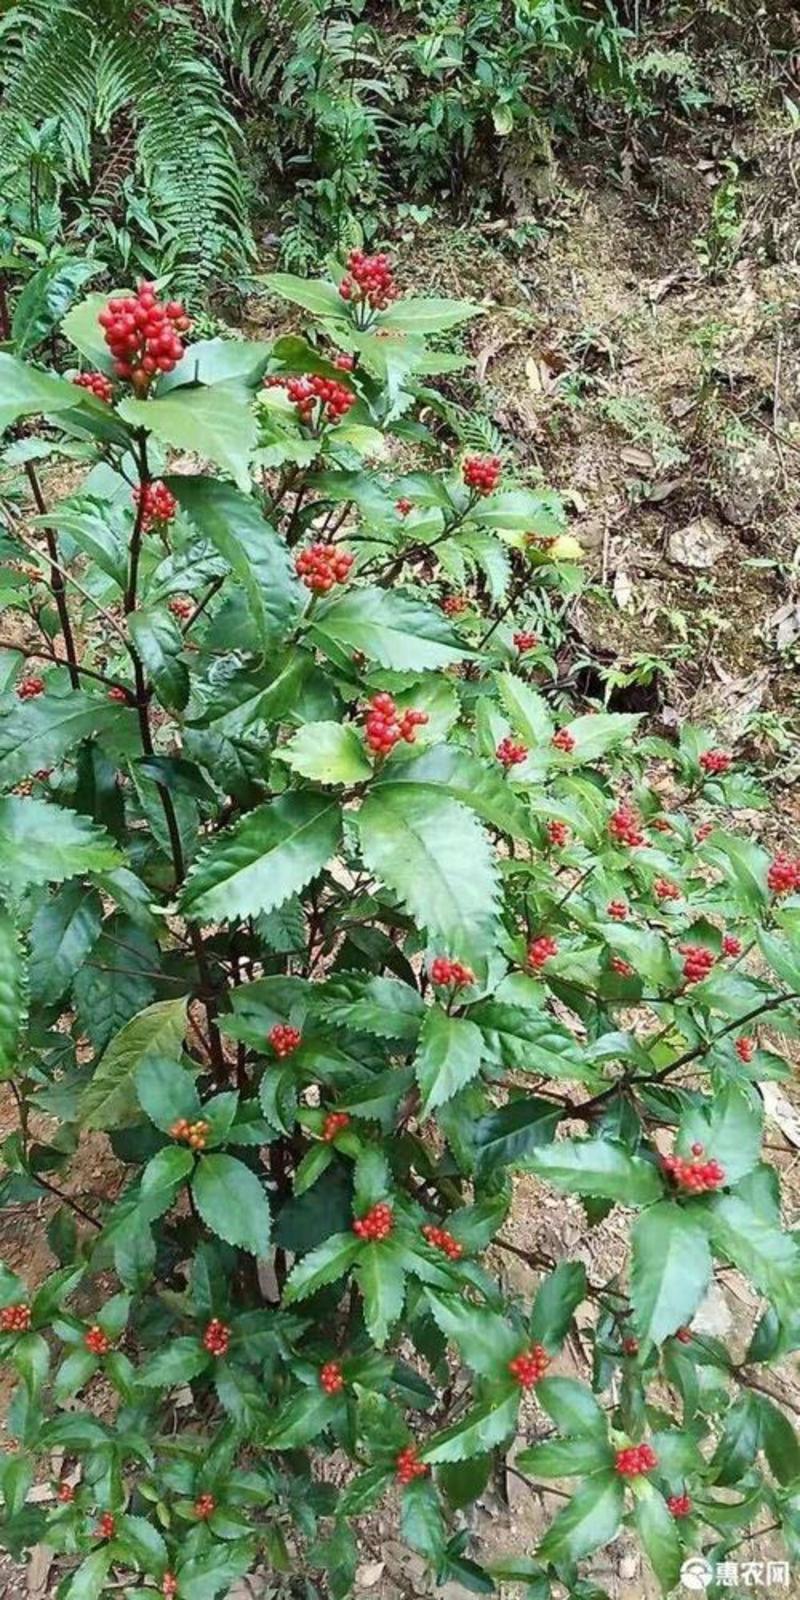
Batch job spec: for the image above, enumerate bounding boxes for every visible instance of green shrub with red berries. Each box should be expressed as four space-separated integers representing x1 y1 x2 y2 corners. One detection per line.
0 248 798 1600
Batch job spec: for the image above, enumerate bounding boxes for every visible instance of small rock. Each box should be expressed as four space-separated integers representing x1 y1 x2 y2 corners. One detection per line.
717 438 777 526
440 1585 487 1600
667 517 728 570
355 1560 385 1588
692 1280 733 1337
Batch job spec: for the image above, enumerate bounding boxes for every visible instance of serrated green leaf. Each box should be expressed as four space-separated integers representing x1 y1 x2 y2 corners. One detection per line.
0 797 122 893
60 1546 113 1600
268 1385 339 1448
73 917 158 1052
472 1001 595 1084
529 1261 588 1351
28 884 101 1005
383 744 532 839
537 1471 623 1564
191 1155 271 1256
116 1514 168 1575
119 386 256 490
0 693 129 786
169 477 302 651
516 1436 613 1478
708 1192 800 1314
140 1146 195 1219
312 973 424 1042
358 786 499 969
496 671 553 745
0 351 92 432
422 1388 520 1463
80 997 188 1130
0 909 25 1081
283 1232 361 1303
310 588 465 671
560 712 641 761
525 1138 662 1203
129 609 189 713
278 721 371 784
356 1241 406 1346
414 1006 483 1115
634 1487 683 1594
177 1539 256 1600
755 1394 800 1485
536 1377 607 1437
711 1392 762 1486
263 273 345 318
400 1474 446 1560
678 1083 763 1187
53 1346 98 1402
181 794 341 924
426 1290 520 1376
13 259 100 356
136 1057 201 1132
631 1203 712 1345
137 1337 210 1387
472 1097 562 1176
380 297 481 334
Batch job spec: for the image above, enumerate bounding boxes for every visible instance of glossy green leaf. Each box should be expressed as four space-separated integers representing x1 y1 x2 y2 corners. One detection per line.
358 786 499 969
356 1241 406 1346
0 351 93 432
422 1388 520 1463
129 609 189 713
283 1232 361 1303
525 1138 662 1203
181 793 341 924
536 1377 607 1438
80 997 188 1129
0 797 122 893
472 1097 562 1176
310 587 465 672
631 1203 712 1345
516 1436 613 1478
268 1385 339 1448
118 384 256 490
537 1471 624 1564
137 1337 210 1388
192 1155 271 1256
414 1006 483 1115
426 1290 520 1376
384 744 533 839
496 672 553 745
28 884 102 1005
13 259 100 356
634 1486 683 1594
60 1546 113 1600
0 694 127 787
277 721 371 785
263 274 346 318
380 297 481 334
0 908 25 1081
529 1261 588 1351
400 1474 446 1560
708 1192 800 1315
168 477 301 650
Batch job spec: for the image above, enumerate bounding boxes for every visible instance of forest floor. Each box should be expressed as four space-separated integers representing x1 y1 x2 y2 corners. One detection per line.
4 76 800 1600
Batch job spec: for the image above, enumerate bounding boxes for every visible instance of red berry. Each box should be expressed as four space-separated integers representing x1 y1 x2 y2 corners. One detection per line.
462 455 501 495
441 594 468 615
622 1336 639 1356
650 816 672 833
320 1360 344 1394
277 372 356 426
334 353 355 371
421 1222 463 1260
72 371 114 403
508 1344 550 1388
295 542 354 593
170 1117 210 1151
700 749 732 775
194 1493 215 1519
496 736 528 768
675 1326 692 1344
353 1202 393 1242
767 853 800 896
169 595 193 620
677 944 715 984
395 498 413 516
695 822 713 843
97 1512 116 1539
551 727 575 754
614 1442 657 1478
527 935 558 970
607 900 628 921
395 1444 428 1484
56 1482 75 1504
203 1318 230 1357
269 1023 301 1058
654 877 681 902
162 1574 178 1599
107 686 129 704
735 1035 755 1062
16 676 45 700
547 820 569 847
661 1146 725 1193
339 250 400 312
133 480 177 531
0 1304 31 1334
610 956 634 978
722 934 742 958
429 957 474 989
513 630 539 652
667 1492 692 1518
608 804 645 847
84 1324 111 1356
362 694 428 756
98 284 190 391
322 1110 350 1143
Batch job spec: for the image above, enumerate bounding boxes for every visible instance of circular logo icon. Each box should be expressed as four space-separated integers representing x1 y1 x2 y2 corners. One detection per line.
680 1556 713 1592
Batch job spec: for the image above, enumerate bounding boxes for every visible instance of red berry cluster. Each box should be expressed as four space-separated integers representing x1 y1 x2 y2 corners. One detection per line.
528 935 558 970
72 371 113 403
17 676 45 700
667 1493 692 1518
430 956 475 989
735 1036 755 1062
700 749 732 775
362 693 428 756
695 822 713 843
662 1145 725 1192
107 686 129 704
496 736 528 768
508 1344 550 1388
513 631 539 652
0 1304 31 1334
654 877 681 902
57 1482 75 1504
334 353 355 371
194 1493 215 1519
675 1326 692 1344
650 817 672 833
395 498 413 516
395 1445 428 1484
722 934 742 957
133 480 177 531
294 543 354 593
547 820 569 847
421 1223 463 1260
608 804 644 847
269 1023 302 1058
462 455 501 495
268 373 356 425
162 1574 178 1599
551 727 575 754
97 1512 116 1540
169 595 193 621
614 1443 657 1478
322 1110 350 1142
607 900 628 921
203 1319 230 1357
339 249 398 311
320 1360 344 1394
767 853 800 896
610 956 634 978
353 1202 393 1241
678 944 715 984
84 1324 111 1356
441 594 468 615
98 283 189 389
170 1117 210 1152
622 1335 639 1356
